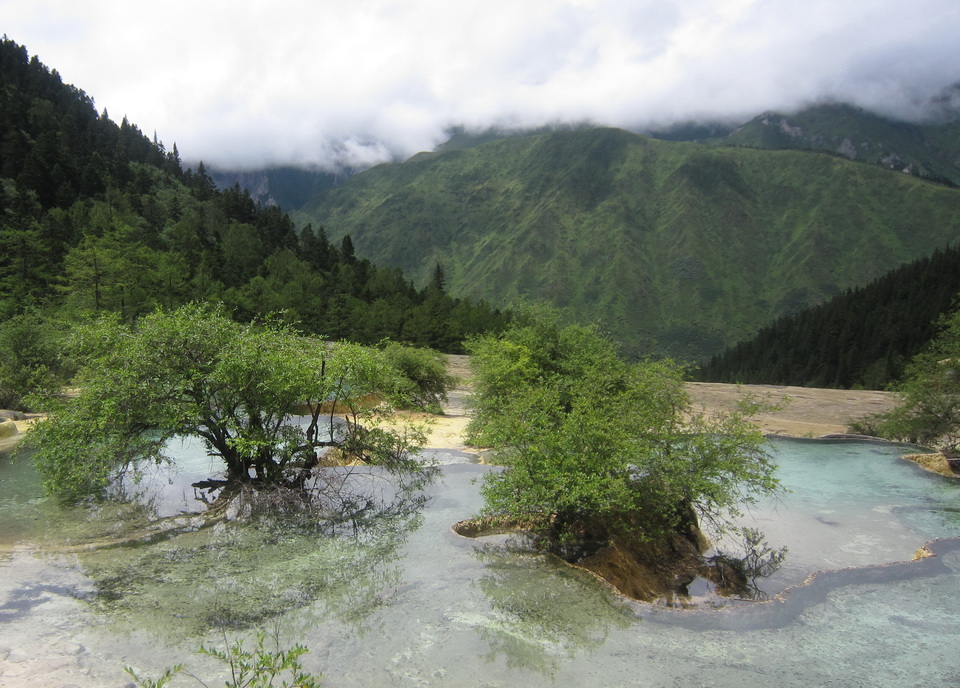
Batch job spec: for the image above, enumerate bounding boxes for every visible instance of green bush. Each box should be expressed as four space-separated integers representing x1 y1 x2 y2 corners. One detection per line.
855 308 960 453
467 305 781 559
0 311 67 411
381 342 456 413
24 305 432 501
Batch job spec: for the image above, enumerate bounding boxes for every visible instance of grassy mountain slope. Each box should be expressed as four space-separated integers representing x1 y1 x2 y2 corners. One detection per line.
298 127 960 360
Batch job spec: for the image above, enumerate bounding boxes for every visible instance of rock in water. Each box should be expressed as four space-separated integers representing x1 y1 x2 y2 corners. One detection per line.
0 418 19 439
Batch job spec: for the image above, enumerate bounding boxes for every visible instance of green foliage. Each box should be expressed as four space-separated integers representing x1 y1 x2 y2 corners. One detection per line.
855 308 960 452
126 664 186 688
126 630 322 688
0 310 66 410
467 306 781 559
198 631 321 688
380 342 456 412
23 304 430 502
299 126 960 361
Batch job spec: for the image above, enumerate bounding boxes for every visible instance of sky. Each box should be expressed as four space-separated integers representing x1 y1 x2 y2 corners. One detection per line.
4 0 960 170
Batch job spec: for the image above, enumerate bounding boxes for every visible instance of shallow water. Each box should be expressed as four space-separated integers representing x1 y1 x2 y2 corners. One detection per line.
1 437 959 687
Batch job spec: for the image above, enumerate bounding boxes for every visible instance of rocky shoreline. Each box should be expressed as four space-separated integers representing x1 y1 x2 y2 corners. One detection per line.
0 411 38 452
902 451 959 478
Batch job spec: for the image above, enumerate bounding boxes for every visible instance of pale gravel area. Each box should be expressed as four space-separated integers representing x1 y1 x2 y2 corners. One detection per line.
1 360 898 457
685 382 897 438
383 354 476 455
413 357 899 449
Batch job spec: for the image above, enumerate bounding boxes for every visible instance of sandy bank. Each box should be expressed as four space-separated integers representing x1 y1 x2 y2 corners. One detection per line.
3 356 900 455
685 382 897 438
414 359 901 451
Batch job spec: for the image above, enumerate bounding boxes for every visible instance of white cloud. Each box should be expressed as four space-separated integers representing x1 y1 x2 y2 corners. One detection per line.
2 0 958 170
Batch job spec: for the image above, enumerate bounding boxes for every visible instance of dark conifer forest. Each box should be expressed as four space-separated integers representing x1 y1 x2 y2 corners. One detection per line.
0 37 506 351
696 244 960 389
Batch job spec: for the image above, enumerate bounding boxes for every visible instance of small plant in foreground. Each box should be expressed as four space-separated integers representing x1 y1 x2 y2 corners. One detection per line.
126 630 322 688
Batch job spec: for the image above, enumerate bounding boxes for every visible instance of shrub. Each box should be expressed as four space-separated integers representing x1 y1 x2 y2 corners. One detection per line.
381 342 456 413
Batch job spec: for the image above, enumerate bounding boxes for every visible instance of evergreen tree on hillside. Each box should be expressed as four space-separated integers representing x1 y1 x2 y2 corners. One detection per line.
430 262 446 293
697 244 960 389
0 36 507 352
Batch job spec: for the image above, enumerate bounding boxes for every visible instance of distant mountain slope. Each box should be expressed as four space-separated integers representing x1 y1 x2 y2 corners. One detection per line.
207 166 349 212
719 102 960 185
299 126 960 360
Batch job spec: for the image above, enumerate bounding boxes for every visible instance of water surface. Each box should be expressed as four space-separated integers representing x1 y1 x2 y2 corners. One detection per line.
1 437 958 687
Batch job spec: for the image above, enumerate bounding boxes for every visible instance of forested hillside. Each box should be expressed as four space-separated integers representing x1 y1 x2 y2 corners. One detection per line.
696 244 960 389
0 38 506 351
297 126 960 360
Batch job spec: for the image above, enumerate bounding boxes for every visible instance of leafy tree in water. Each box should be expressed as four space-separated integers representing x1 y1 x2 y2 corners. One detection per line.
854 308 960 453
467 306 781 560
25 304 433 502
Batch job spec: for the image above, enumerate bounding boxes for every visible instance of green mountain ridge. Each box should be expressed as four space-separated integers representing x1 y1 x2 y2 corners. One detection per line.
298 126 960 360
220 99 960 213
718 102 960 185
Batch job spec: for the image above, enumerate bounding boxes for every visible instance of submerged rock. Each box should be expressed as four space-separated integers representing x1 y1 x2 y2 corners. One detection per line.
577 531 707 602
0 418 19 439
453 514 753 605
902 452 958 478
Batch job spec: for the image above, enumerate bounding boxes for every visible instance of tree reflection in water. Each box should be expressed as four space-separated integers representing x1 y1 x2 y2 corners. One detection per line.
76 484 426 638
470 546 633 675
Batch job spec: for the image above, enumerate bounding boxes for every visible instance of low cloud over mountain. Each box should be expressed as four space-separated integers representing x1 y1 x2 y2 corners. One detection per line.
4 0 959 169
